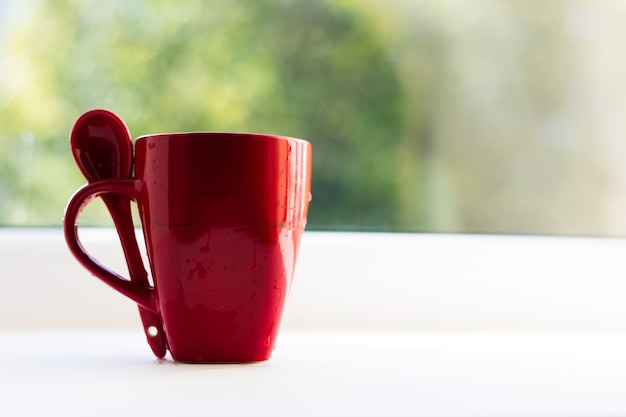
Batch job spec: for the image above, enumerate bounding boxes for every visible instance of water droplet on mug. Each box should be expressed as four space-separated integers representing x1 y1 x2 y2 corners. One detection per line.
308 192 313 202
273 283 280 290
148 142 156 149
263 335 271 347
147 326 159 337
252 264 258 273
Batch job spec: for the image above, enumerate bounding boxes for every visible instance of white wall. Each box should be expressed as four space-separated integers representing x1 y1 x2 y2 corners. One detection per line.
3 229 626 331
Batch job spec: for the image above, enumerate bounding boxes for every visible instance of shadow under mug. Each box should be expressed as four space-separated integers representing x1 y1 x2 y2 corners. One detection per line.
64 132 312 363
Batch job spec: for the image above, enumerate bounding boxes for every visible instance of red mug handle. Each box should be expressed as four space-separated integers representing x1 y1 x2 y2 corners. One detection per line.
63 178 158 313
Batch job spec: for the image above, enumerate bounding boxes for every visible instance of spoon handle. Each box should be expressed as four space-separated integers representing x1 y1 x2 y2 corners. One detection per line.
103 194 167 358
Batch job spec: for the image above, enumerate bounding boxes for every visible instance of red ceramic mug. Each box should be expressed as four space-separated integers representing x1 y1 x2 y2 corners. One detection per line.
64 125 312 363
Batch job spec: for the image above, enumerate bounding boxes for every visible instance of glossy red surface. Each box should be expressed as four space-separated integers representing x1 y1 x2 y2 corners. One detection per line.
69 109 167 358
70 109 132 181
64 131 312 363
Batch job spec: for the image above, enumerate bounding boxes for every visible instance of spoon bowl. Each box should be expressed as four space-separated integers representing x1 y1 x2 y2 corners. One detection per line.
71 110 132 181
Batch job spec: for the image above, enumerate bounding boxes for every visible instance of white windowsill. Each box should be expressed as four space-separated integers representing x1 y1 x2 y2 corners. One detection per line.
2 329 626 417
3 228 626 331
2 229 626 416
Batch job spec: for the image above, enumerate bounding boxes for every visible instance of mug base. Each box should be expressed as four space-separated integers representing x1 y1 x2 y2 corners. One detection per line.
170 352 273 364
168 343 275 364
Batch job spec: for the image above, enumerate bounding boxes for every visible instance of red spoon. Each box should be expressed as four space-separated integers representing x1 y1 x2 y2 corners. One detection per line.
70 109 167 358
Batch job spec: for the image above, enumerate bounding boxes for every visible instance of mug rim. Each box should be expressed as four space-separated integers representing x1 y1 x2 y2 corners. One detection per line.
136 131 309 145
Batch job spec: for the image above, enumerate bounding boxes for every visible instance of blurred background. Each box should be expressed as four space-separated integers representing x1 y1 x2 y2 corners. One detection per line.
2 0 626 235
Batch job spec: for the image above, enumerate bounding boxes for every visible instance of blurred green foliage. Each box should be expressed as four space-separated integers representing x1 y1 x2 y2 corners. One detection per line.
2 0 625 235
0 0 406 229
